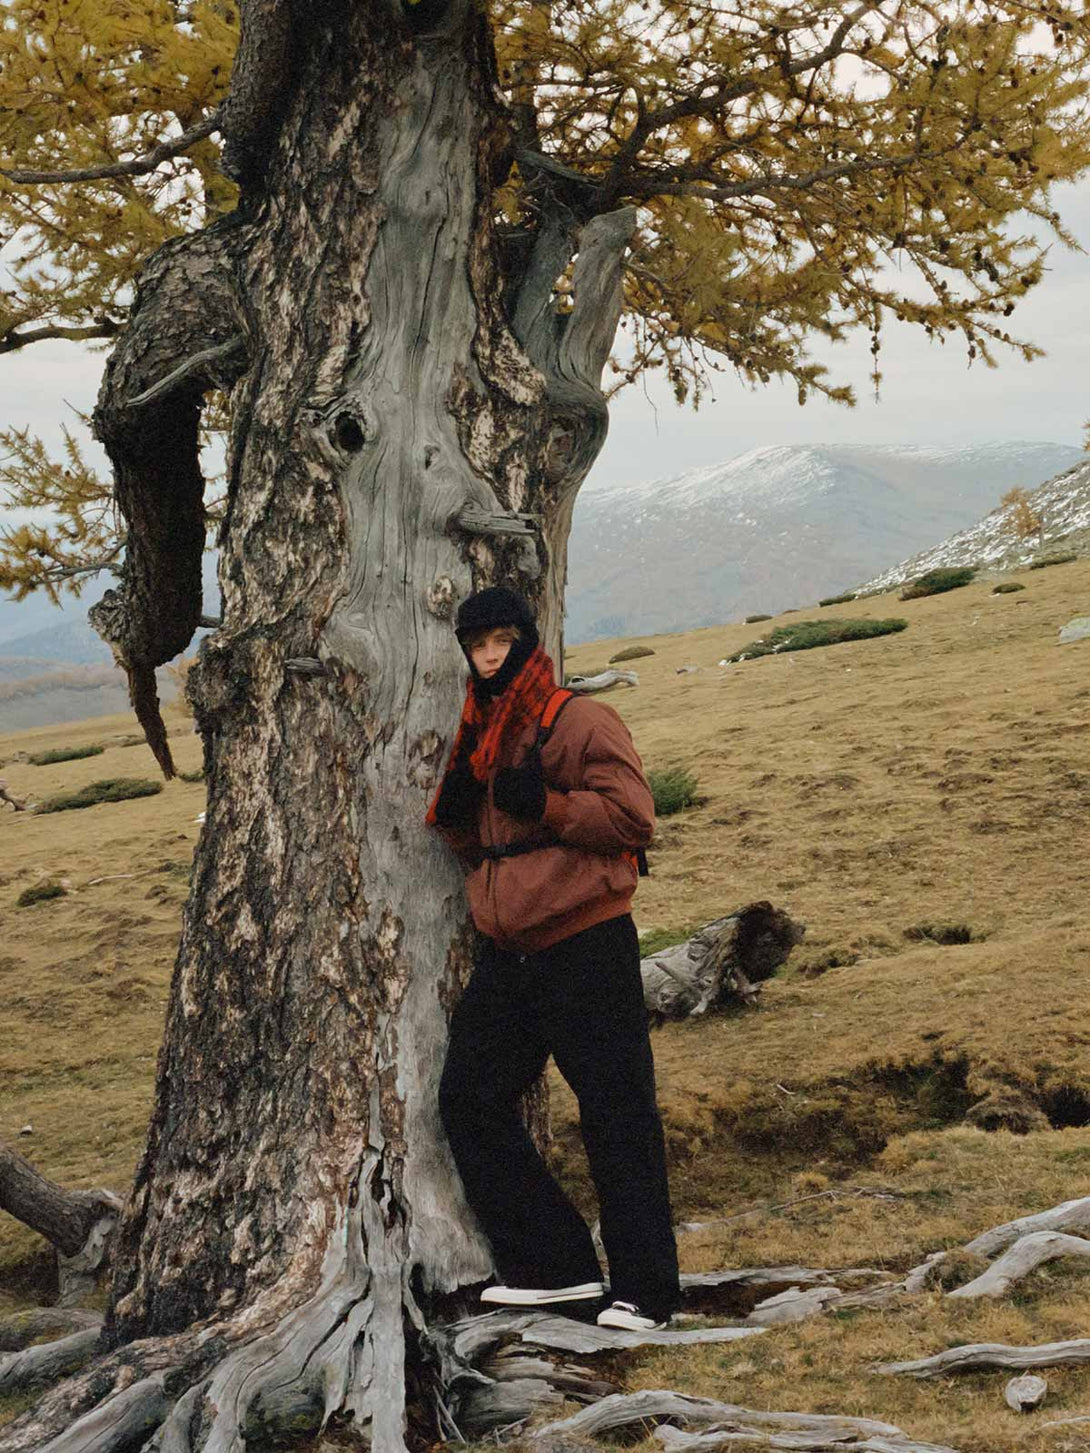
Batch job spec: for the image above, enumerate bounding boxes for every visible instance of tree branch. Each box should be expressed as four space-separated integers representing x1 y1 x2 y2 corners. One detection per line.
0 1141 121 1263
594 1 888 206
618 145 945 205
127 336 247 409
0 322 121 356
0 113 222 186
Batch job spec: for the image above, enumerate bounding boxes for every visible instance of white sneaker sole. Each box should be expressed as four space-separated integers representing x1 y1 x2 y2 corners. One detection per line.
480 1281 605 1306
597 1308 666 1331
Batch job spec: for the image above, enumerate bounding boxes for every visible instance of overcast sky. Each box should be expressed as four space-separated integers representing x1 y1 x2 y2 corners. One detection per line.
3 182 1088 519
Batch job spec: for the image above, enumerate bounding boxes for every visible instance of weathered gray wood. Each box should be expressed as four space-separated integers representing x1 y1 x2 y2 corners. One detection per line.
38 1374 170 1453
459 1377 566 1434
681 1267 885 1292
517 1315 765 1355
0 1329 101 1395
875 1340 1090 1378
642 906 805 1018
657 1426 956 1451
1004 1374 1047 1411
529 1390 957 1453
443 1308 764 1363
565 669 638 693
965 1196 1090 1257
745 1287 842 1326
455 504 538 538
126 337 246 409
948 1232 1090 1299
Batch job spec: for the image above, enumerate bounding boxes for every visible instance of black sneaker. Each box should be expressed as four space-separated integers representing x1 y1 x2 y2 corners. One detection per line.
480 1280 605 1306
596 1300 668 1331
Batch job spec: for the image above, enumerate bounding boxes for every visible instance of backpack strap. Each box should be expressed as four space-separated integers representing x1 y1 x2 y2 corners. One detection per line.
525 688 575 768
536 687 575 744
530 688 650 878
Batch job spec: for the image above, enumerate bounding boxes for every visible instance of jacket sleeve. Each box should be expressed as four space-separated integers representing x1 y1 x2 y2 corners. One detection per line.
541 704 655 853
431 819 481 869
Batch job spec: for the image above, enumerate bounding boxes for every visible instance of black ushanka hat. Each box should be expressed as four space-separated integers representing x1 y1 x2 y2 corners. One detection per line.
455 586 540 700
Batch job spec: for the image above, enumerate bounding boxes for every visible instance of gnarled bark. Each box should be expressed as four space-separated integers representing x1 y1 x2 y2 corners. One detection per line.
10 3 638 1451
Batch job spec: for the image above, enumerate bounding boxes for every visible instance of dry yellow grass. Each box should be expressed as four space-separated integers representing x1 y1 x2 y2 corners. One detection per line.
2 563 1090 1449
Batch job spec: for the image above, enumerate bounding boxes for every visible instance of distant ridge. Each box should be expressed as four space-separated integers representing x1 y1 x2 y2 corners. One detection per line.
857 454 1090 592
566 440 1083 642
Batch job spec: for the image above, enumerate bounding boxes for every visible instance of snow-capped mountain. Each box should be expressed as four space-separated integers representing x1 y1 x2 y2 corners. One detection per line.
857 455 1090 593
566 441 1084 642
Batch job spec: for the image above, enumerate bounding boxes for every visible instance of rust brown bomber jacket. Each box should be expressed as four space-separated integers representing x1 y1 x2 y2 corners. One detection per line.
438 695 655 953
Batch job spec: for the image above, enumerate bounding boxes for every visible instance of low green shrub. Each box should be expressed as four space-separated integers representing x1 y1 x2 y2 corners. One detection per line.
725 617 908 662
648 765 699 817
900 566 976 600
177 768 206 783
1029 551 1077 570
36 777 163 814
819 592 856 607
992 581 1025 595
744 613 772 624
28 744 104 765
16 882 66 907
608 645 655 663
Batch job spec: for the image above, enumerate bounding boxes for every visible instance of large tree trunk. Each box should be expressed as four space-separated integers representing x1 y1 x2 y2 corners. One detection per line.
1 5 633 1452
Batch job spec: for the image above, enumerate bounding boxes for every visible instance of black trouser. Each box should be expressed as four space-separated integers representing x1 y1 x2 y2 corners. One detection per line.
439 912 680 1322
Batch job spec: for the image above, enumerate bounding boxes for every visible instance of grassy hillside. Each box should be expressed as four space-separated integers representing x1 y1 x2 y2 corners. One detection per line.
2 563 1089 1450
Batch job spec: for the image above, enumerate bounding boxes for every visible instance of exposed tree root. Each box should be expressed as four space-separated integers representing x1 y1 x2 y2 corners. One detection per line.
947 1231 1090 1300
0 1311 102 1354
527 1389 958 1453
0 1141 121 1305
963 1195 1090 1257
6 1178 1089 1447
874 1340 1090 1379
0 1329 102 1397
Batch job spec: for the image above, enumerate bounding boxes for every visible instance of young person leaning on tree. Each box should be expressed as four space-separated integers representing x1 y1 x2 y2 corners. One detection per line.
427 585 680 1331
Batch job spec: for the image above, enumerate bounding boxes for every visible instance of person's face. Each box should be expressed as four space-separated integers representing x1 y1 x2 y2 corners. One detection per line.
468 627 517 679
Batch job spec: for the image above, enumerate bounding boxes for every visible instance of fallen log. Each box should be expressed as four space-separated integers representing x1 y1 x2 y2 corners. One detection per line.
641 904 805 1018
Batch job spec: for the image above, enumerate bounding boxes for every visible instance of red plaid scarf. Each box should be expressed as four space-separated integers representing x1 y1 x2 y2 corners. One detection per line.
426 645 558 825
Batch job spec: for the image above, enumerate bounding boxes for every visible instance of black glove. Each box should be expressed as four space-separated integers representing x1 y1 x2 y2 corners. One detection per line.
433 758 484 829
493 764 547 822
